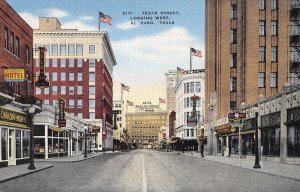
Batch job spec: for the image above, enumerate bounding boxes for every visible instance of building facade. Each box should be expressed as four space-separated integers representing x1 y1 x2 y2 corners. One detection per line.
205 0 299 122
165 70 178 114
0 0 41 167
126 110 168 149
113 100 128 149
33 18 117 151
175 69 205 150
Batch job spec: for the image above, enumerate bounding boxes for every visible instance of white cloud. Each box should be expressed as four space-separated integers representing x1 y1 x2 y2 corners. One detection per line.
45 8 68 18
61 20 98 31
19 12 39 29
81 16 94 21
116 21 139 30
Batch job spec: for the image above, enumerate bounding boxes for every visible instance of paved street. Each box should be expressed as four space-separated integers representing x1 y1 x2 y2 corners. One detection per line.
0 150 300 192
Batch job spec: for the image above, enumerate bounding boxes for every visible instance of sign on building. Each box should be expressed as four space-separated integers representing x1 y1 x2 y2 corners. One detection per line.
58 99 66 127
35 47 50 88
4 69 25 82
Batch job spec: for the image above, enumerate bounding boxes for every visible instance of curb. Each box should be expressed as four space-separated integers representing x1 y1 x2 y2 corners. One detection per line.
35 153 104 163
183 153 300 183
0 165 54 184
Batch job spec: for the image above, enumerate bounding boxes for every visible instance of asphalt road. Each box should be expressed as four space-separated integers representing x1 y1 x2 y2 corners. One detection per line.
0 149 299 192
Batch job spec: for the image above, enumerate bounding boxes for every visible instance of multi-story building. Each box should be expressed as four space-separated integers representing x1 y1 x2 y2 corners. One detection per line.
175 69 205 150
0 0 41 167
165 70 177 114
205 0 299 121
126 108 168 149
33 17 117 151
113 100 126 149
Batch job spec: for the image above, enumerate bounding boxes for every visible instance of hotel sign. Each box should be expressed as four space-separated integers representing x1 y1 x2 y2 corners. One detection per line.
35 47 50 88
0 107 27 128
58 99 66 127
4 69 25 82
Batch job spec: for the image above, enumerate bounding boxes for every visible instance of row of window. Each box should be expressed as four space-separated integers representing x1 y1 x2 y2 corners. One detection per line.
44 99 96 110
4 26 30 63
36 85 96 95
184 82 201 94
184 98 202 108
36 59 97 68
34 43 96 56
36 72 95 82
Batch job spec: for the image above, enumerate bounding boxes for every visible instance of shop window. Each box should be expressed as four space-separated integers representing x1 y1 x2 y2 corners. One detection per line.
35 125 45 136
230 135 239 154
287 126 300 157
242 134 255 155
217 137 222 153
34 138 45 154
262 127 280 156
16 130 21 158
22 131 30 158
1 128 8 160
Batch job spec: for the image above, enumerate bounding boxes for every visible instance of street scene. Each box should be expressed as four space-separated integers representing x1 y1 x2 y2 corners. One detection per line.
1 0 300 191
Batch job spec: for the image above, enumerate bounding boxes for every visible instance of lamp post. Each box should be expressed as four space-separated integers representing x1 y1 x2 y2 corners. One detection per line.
112 135 114 152
27 106 36 170
240 102 247 167
84 124 87 158
182 132 184 153
253 108 261 169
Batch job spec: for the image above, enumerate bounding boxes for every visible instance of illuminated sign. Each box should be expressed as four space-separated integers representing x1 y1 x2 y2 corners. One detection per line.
0 107 27 128
4 69 25 82
35 47 50 88
58 99 66 127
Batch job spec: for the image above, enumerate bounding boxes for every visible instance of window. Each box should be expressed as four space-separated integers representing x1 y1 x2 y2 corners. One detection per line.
36 87 41 95
290 73 300 85
25 45 30 64
44 44 50 55
89 45 95 53
4 26 8 50
61 86 66 95
69 99 75 108
46 59 49 67
52 72 57 81
262 127 280 156
259 46 266 62
77 86 83 94
89 72 95 81
290 47 300 63
89 99 95 108
51 44 58 56
270 72 278 88
36 59 39 67
231 29 237 44
271 46 278 62
259 21 265 36
61 72 66 81
15 37 20 57
1 128 8 160
69 59 74 67
271 0 277 10
68 44 75 55
52 59 57 67
61 59 66 67
10 32 14 53
77 59 83 67
53 100 57 107
77 99 83 108
230 101 237 110
196 82 201 92
259 0 265 10
231 4 237 19
287 126 300 157
258 73 265 88
271 21 277 36
76 44 83 55
89 59 95 68
44 100 49 105
69 73 74 81
44 87 49 95
77 73 83 81
89 86 95 94
230 77 237 92
69 86 75 95
230 53 237 68
184 83 187 93
186 83 190 93
60 44 66 55
190 82 195 93
89 112 95 119
52 86 58 95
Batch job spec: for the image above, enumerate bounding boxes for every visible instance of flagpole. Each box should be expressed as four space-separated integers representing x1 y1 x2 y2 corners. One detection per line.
98 12 101 31
190 47 192 70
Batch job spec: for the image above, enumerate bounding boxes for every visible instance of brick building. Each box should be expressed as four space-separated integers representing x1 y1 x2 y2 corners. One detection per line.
33 18 117 151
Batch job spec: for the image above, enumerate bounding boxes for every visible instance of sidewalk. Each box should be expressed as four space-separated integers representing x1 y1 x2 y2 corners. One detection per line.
182 152 300 182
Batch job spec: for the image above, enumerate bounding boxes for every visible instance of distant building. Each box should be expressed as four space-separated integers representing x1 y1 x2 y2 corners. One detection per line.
165 70 177 114
33 17 117 151
113 100 128 149
126 111 168 149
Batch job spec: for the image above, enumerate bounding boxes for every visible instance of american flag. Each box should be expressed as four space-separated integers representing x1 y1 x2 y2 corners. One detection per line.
191 48 202 57
159 98 166 104
127 101 134 106
177 67 186 75
99 12 112 25
121 83 130 92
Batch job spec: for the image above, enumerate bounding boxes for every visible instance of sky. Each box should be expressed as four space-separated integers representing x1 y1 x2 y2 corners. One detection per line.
7 0 205 110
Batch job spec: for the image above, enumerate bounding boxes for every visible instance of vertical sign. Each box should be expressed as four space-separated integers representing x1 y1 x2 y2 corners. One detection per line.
102 108 107 140
58 99 66 127
35 47 50 88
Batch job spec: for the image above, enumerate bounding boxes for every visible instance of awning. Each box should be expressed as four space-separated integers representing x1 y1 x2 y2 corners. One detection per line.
49 126 68 132
241 130 255 135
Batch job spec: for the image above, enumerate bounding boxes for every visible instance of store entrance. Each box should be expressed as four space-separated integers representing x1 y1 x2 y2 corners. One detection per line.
8 129 16 166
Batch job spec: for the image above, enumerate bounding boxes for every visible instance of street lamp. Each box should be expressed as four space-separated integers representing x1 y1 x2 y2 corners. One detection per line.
24 105 36 170
112 135 114 152
182 132 184 153
240 102 247 166
84 124 88 158
253 95 264 169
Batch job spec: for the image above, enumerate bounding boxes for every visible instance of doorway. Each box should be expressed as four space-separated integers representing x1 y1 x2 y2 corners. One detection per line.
8 129 16 166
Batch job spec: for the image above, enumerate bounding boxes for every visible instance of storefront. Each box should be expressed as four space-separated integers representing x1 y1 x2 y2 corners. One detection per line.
261 112 281 157
241 118 256 156
286 107 300 158
0 107 30 167
214 124 238 156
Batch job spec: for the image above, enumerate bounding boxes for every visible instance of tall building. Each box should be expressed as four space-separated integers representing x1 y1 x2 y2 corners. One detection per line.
175 69 205 149
33 18 117 151
205 0 299 121
165 70 177 114
126 104 168 149
113 100 128 149
0 0 40 167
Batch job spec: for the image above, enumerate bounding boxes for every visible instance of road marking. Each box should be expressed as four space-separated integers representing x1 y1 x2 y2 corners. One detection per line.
142 154 148 192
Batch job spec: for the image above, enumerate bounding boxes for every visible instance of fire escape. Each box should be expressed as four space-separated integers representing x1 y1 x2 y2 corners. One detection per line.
290 0 300 81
